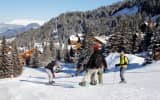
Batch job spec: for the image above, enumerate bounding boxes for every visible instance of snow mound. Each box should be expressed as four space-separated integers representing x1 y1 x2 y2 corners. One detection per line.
152 14 160 21
105 53 145 70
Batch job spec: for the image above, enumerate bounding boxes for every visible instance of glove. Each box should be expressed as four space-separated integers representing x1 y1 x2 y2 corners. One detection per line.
115 64 120 67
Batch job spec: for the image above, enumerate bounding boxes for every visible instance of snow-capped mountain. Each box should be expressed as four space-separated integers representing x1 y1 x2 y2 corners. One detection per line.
0 23 23 33
7 19 45 26
25 23 40 30
0 22 40 38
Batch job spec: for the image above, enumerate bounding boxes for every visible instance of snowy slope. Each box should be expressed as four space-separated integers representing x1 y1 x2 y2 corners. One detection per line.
0 54 160 100
113 6 139 16
152 14 160 21
106 53 145 70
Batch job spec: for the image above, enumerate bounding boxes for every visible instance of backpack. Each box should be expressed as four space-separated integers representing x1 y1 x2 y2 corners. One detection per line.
124 56 129 65
120 55 129 65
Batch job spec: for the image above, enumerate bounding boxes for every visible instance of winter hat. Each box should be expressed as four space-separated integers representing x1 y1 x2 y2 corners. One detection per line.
93 43 102 51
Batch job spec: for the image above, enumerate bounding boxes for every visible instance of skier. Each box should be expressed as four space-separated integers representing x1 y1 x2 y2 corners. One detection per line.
79 43 105 86
45 60 57 84
115 50 129 83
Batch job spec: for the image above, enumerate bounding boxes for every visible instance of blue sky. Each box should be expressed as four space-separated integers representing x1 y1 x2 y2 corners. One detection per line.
0 0 120 23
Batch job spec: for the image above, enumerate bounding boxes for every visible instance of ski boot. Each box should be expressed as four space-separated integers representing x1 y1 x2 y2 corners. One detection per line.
49 81 55 84
119 80 127 84
79 81 86 86
90 80 97 85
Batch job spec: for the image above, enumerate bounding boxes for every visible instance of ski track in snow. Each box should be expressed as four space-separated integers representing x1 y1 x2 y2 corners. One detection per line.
0 54 160 100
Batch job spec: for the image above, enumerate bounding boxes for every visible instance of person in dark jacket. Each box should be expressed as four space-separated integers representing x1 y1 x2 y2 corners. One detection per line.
45 60 56 84
79 43 105 86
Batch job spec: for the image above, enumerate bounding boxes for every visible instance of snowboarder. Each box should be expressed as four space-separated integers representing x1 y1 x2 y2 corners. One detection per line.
79 43 105 86
45 60 57 84
115 50 129 83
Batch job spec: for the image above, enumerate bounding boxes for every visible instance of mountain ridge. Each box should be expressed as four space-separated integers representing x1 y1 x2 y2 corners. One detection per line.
0 23 40 38
15 0 160 47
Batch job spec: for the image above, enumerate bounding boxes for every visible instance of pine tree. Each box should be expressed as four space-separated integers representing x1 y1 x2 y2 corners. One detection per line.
40 45 53 65
49 38 56 59
108 31 133 53
152 32 160 60
143 18 154 51
11 40 22 77
0 36 12 78
30 48 40 68
63 33 69 62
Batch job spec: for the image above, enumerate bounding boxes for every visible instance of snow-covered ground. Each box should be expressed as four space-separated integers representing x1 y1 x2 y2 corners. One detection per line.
152 14 160 21
113 6 139 16
0 54 160 100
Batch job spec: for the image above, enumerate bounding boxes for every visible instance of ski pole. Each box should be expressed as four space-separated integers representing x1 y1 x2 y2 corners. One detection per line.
113 66 117 84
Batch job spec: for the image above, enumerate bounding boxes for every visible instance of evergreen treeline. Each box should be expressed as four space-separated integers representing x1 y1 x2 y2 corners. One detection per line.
0 37 23 78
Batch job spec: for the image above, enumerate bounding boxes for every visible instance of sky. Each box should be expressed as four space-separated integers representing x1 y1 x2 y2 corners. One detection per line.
0 0 120 25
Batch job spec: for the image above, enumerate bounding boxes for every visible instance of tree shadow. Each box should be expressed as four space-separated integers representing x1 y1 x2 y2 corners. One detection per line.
20 80 46 85
56 80 79 84
62 69 75 75
29 76 46 79
56 75 72 79
62 63 75 69
127 63 145 70
107 63 146 73
19 80 74 88
127 70 160 74
24 66 46 73
35 67 46 73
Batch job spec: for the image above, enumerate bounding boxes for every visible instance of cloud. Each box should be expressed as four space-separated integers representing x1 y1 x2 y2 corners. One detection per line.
7 19 46 26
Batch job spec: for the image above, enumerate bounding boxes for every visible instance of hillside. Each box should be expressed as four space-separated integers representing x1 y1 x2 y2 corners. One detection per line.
15 0 160 47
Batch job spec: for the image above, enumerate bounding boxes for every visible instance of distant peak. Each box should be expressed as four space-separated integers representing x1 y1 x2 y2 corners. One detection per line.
6 19 46 26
